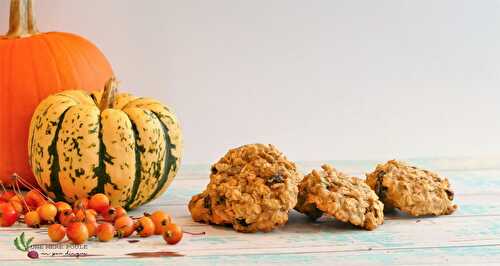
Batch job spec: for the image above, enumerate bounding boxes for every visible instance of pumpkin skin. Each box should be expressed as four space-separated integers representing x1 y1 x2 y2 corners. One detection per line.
28 79 182 209
0 0 113 186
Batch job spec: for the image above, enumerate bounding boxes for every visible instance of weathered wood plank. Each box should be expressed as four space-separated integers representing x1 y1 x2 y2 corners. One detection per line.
4 243 500 266
145 194 500 224
146 172 500 209
1 210 499 259
0 159 498 265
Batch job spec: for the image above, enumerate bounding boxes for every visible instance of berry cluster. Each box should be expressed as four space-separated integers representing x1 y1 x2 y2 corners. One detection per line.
0 174 184 245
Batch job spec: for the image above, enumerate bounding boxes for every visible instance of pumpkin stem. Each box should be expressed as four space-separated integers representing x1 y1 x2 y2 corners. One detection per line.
100 77 119 111
5 0 39 39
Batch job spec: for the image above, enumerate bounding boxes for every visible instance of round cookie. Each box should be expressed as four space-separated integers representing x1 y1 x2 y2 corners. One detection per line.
365 160 457 216
295 164 384 230
188 144 301 233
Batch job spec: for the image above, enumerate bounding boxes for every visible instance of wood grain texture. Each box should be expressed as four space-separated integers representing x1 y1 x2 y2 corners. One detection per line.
1 158 499 265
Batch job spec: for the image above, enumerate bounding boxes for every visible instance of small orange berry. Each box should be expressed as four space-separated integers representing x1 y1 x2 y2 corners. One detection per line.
85 220 98 237
48 224 66 242
9 200 24 214
115 207 127 219
135 216 155 237
38 203 58 223
74 209 96 223
25 190 46 208
86 209 98 217
1 191 16 201
9 195 26 214
114 216 134 238
96 223 115 242
85 210 97 222
54 201 71 213
163 223 183 245
58 210 76 226
66 222 89 244
150 210 172 235
0 203 17 227
89 193 110 213
101 206 117 222
25 211 41 228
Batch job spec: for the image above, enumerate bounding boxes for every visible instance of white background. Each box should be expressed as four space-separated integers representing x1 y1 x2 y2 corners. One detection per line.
1 0 499 164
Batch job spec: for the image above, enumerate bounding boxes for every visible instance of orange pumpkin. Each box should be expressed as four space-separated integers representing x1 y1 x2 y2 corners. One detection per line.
0 0 113 186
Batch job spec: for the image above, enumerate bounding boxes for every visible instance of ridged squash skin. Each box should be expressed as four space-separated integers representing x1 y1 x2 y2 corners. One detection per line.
28 87 182 209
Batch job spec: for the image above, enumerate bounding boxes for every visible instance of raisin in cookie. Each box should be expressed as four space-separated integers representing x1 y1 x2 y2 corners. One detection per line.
295 164 384 230
188 144 301 233
365 160 457 216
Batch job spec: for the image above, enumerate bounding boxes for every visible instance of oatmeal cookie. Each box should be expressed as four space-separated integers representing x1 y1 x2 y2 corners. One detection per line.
295 164 384 230
365 160 457 216
188 144 301 233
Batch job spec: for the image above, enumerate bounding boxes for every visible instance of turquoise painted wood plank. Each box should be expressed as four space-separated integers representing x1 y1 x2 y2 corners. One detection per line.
1 209 499 260
145 171 500 208
146 194 500 221
4 244 500 266
0 159 499 265
1 193 499 239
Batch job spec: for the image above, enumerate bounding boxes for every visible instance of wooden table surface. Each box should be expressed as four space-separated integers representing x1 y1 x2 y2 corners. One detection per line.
1 158 499 265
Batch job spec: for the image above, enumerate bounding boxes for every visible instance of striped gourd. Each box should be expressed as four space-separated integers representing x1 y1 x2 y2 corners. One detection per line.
28 78 182 209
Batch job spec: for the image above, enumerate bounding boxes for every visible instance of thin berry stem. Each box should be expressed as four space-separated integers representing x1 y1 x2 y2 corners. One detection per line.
0 181 7 193
13 180 30 212
14 174 54 203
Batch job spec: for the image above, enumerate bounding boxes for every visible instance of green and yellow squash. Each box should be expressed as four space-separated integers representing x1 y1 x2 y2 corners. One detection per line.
28 78 182 209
